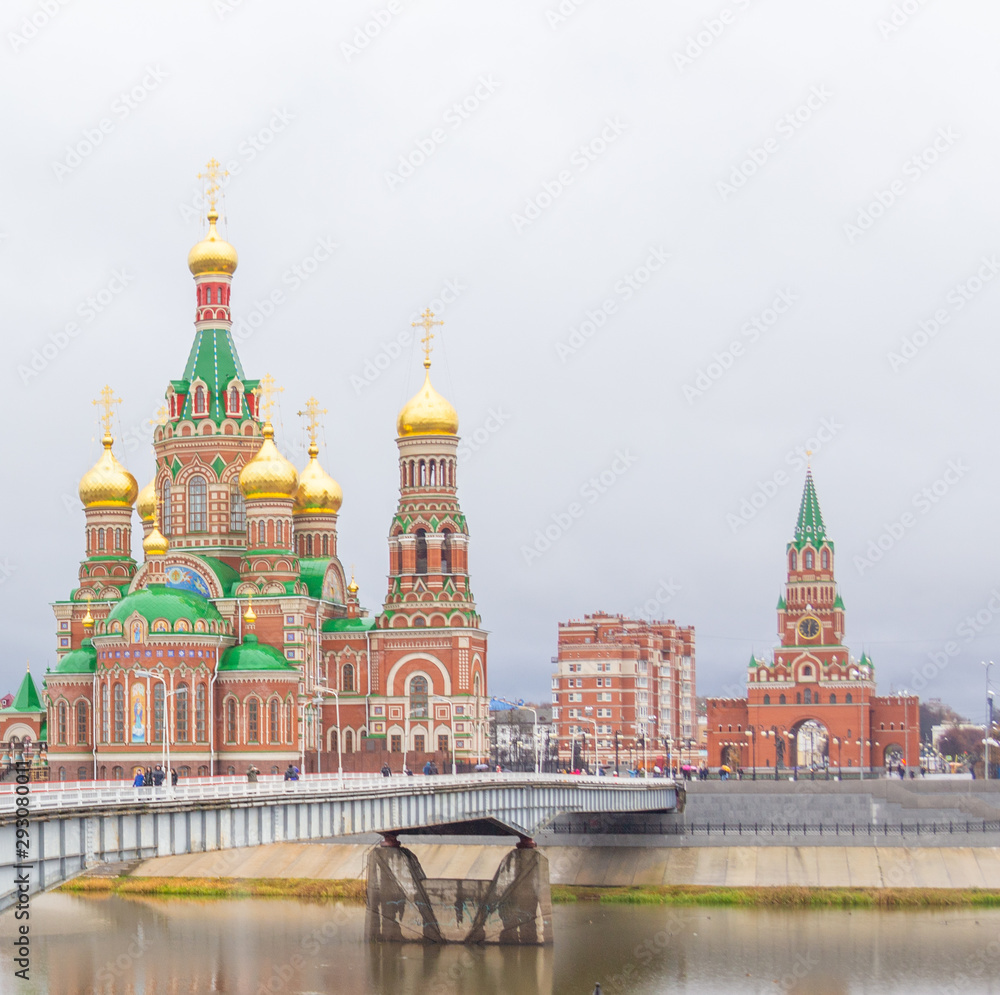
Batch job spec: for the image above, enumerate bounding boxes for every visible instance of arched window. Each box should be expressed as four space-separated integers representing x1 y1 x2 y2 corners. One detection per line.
441 532 451 574
226 699 236 743
415 529 428 574
76 701 88 745
258 520 266 546
322 535 329 556
162 481 172 536
113 684 124 742
57 702 67 744
196 684 206 741
194 385 207 414
77 766 88 781
779 694 786 705
247 698 259 743
789 551 797 570
154 683 164 742
343 663 355 693
306 535 313 557
804 688 812 704
269 698 279 743
829 693 837 704
230 483 245 532
188 476 207 532
344 730 354 753
805 551 814 569
763 694 770 705
821 549 830 569
409 675 428 718
176 683 189 741
845 693 853 704
101 684 109 743
276 520 283 544
229 386 240 413
796 692 802 704
114 528 122 550
112 766 124 780
98 528 105 551
285 701 292 743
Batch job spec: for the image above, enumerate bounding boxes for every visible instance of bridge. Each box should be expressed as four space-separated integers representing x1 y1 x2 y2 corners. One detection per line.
0 773 677 926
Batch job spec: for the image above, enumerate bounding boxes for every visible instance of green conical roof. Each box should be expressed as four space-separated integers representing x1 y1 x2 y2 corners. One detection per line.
833 593 845 609
4 670 44 713
776 595 786 610
218 634 298 672
178 328 258 422
792 468 827 549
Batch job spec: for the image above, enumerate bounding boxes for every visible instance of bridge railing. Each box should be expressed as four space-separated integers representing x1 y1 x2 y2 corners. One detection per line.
0 772 674 815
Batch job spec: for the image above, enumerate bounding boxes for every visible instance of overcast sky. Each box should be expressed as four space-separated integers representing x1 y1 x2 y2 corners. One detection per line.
3 1 1000 724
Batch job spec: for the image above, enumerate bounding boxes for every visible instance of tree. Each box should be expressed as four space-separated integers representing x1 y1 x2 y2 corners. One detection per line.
920 700 964 742
937 724 983 763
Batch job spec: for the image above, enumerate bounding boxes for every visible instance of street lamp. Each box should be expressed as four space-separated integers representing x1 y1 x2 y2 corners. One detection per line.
313 684 342 786
745 727 756 780
833 736 842 778
498 697 540 773
135 670 186 787
583 706 600 772
983 662 994 780
431 695 457 775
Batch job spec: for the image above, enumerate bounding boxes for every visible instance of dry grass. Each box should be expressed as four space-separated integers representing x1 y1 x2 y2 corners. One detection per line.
58 875 367 902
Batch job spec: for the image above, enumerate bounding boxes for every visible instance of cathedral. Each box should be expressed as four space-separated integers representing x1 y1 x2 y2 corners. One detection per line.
707 469 919 775
1 167 488 780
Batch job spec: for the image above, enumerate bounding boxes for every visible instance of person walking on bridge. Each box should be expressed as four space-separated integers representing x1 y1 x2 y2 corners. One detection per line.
381 763 391 777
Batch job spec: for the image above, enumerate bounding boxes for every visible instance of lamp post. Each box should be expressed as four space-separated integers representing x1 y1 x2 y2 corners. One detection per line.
583 706 600 772
498 697 540 773
614 729 620 775
431 695 457 775
313 684 342 786
135 670 186 788
745 727 756 780
983 662 994 780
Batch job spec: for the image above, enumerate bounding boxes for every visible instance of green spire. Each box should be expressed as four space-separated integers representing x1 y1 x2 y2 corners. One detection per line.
178 328 256 422
776 595 787 610
833 592 845 610
793 468 826 549
5 669 44 713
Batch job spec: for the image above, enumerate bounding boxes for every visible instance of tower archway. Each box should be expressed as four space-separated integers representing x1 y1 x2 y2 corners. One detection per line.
791 718 828 771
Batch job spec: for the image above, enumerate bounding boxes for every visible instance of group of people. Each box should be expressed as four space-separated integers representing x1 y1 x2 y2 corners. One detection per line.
132 765 178 788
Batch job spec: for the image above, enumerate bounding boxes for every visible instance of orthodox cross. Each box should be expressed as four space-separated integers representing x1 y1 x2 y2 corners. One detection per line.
297 396 327 449
256 373 283 423
92 385 122 436
411 308 444 369
197 157 228 214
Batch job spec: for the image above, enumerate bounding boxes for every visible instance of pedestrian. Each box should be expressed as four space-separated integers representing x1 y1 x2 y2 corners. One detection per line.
247 765 260 784
144 767 153 788
170 767 178 787
132 768 144 788
152 765 165 787
431 761 439 775
284 763 298 782
404 766 413 776
423 760 434 776
380 763 391 777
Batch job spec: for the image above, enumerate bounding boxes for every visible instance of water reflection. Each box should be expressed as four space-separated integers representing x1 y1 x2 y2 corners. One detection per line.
2 894 999 994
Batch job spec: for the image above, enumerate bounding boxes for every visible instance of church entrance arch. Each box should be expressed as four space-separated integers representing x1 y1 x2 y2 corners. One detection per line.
882 742 903 772
721 744 742 772
791 719 828 772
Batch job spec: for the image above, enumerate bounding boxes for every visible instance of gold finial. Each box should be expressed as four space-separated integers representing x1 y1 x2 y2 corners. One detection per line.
93 385 122 438
149 405 169 429
411 308 444 370
256 373 283 424
297 396 327 454
82 605 94 629
197 157 228 215
244 593 257 625
348 566 359 595
25 660 29 673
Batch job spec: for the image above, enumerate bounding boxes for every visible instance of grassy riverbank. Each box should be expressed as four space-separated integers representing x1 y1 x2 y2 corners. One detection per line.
59 876 1000 909
551 885 1000 909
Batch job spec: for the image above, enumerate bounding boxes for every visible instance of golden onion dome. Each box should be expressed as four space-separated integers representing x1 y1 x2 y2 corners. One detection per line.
187 209 238 276
79 434 139 509
294 443 343 515
143 524 169 557
239 422 298 500
137 478 156 522
397 369 459 437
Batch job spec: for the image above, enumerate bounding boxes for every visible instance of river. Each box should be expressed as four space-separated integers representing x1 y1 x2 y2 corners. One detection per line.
3 894 999 994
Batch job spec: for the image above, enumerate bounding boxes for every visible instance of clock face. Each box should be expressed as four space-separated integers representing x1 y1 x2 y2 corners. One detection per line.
798 616 820 639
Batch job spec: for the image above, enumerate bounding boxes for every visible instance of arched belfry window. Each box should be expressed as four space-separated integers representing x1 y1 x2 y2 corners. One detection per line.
162 481 172 536
789 551 797 570
409 675 428 718
415 529 428 574
230 483 245 532
343 663 355 692
188 476 207 532
194 385 207 415
804 551 814 569
230 386 240 413
441 532 452 574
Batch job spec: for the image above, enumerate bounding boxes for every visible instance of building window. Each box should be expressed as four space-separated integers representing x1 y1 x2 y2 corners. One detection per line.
804 688 812 704
805 551 814 569
76 701 88 745
829 693 837 704
845 693 853 704
229 386 240 413
821 549 830 569
779 694 786 705
415 529 428 574
112 766 124 780
247 698 259 743
391 734 401 753
230 483 245 532
414 734 425 753
57 702 67 744
162 481 172 536
113 684 124 742
438 734 449 754
285 701 292 743
276 520 283 544
789 551 797 570
102 684 109 742
176 683 189 741
194 385 207 415
226 699 237 743
77 766 88 781
763 694 770 705
196 684 206 742
269 698 279 744
409 675 428 718
344 730 354 753
188 476 207 532
98 528 105 551
343 663 355 693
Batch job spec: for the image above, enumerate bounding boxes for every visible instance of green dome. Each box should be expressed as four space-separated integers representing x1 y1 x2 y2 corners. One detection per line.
52 639 97 675
106 585 223 629
218 634 298 672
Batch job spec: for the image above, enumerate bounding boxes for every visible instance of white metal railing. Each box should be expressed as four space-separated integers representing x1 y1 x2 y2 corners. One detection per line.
0 772 674 814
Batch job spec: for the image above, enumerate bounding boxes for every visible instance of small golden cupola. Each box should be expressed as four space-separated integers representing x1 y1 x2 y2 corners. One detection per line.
187 171 238 280
79 387 139 509
294 398 342 516
239 422 298 500
137 479 156 522
396 309 459 437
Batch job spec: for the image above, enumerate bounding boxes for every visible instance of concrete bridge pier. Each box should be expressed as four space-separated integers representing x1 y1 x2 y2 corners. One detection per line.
366 837 552 945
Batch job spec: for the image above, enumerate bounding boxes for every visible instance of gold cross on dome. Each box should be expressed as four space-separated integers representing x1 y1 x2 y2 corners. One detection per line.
256 373 283 423
297 396 327 448
411 308 444 369
197 157 228 213
148 405 169 429
92 385 122 436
